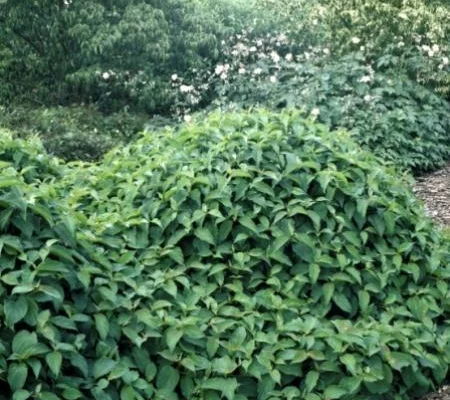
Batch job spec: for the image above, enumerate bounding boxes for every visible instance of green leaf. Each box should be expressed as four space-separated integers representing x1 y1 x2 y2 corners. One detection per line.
305 371 319 393
340 354 357 375
202 378 239 400
61 388 83 400
4 296 28 326
167 247 184 264
13 390 31 400
268 234 290 255
333 293 352 313
165 327 183 352
120 386 137 400
40 393 61 400
239 215 259 233
94 314 109 340
309 264 320 283
206 336 219 357
324 385 347 399
358 290 370 313
156 365 179 392
93 358 117 379
8 362 28 391
12 331 38 357
212 356 237 375
194 227 215 245
46 351 62 376
388 352 413 371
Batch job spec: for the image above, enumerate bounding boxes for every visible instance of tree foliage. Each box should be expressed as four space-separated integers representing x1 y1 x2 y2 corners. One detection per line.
0 0 245 112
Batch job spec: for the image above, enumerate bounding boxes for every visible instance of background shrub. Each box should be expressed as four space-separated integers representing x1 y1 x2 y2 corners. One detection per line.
0 0 260 113
205 52 450 173
1 111 450 399
0 106 148 161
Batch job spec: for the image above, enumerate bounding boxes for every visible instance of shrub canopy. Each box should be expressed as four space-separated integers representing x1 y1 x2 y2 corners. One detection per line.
1 111 450 400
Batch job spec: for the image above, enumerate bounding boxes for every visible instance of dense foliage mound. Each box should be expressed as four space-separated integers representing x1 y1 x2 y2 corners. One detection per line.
1 111 450 400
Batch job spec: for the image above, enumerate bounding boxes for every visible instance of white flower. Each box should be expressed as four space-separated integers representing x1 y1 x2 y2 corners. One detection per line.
312 19 318 26
285 53 293 61
443 57 449 66
253 68 262 75
323 48 330 55
277 33 287 42
180 84 194 93
215 65 225 75
351 37 361 44
220 73 227 80
397 41 405 48
102 72 110 80
364 94 372 102
250 46 257 52
183 115 192 123
359 75 372 83
428 50 435 57
432 44 440 53
238 67 246 74
270 51 280 63
269 76 277 83
360 46 365 52
311 108 320 117
398 12 408 20
171 74 178 81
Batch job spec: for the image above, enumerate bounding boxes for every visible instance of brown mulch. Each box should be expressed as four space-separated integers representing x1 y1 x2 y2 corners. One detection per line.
422 386 450 400
414 162 450 400
413 162 450 227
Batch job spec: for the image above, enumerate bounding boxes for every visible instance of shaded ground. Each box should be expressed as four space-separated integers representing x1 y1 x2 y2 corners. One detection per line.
415 162 450 400
422 385 450 400
414 162 450 227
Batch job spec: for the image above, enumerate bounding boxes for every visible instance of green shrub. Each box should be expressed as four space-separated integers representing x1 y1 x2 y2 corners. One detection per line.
0 129 63 183
1 110 450 399
0 105 148 161
207 52 450 173
316 0 450 99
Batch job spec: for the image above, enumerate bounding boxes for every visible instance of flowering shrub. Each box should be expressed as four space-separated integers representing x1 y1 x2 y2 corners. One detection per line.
0 0 262 112
316 0 450 98
168 24 449 173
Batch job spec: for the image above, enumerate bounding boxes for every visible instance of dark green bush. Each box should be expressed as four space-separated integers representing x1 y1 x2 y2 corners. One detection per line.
0 0 260 113
1 111 450 400
0 106 148 161
210 53 450 173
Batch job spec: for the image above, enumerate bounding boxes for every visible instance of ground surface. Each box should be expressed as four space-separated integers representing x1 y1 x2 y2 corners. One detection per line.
414 162 450 227
414 162 450 400
423 385 450 400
